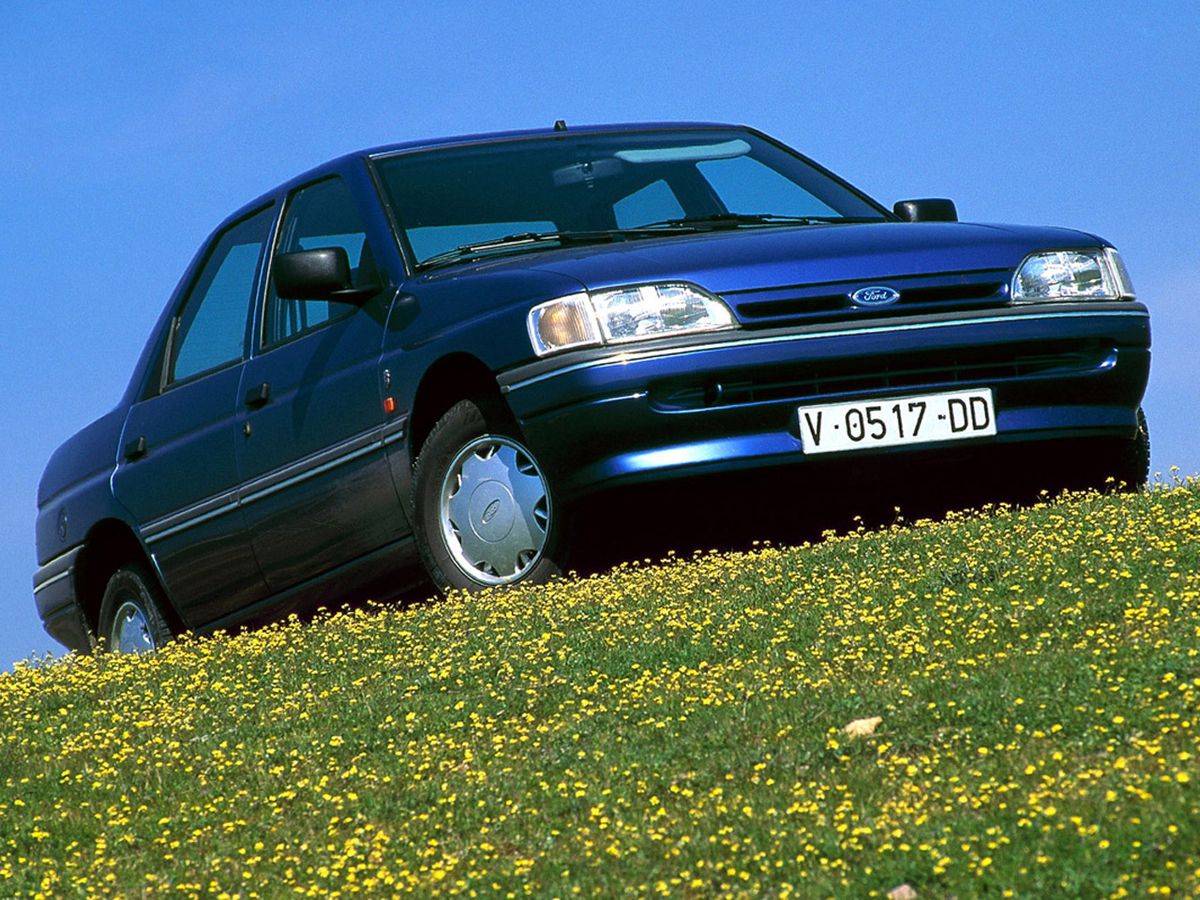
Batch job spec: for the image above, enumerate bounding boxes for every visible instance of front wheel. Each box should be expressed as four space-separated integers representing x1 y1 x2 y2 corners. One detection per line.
413 399 565 591
1105 406 1151 491
97 564 174 653
1044 407 1151 496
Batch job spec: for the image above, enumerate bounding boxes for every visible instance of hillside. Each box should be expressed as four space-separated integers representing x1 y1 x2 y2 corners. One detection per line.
2 482 1198 897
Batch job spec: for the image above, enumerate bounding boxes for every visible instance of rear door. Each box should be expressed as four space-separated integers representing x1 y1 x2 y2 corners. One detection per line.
113 206 275 627
234 175 407 592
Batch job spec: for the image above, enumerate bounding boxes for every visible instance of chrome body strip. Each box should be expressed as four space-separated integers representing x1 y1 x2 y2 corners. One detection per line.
240 442 378 506
145 495 240 544
33 545 81 580
33 568 72 594
139 416 407 545
142 491 240 541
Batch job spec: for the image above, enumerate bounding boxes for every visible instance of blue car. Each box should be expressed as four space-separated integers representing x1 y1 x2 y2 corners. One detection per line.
33 122 1151 653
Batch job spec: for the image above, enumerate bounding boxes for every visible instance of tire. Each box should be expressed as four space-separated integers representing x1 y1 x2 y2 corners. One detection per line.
97 564 174 653
413 398 564 592
1094 407 1151 492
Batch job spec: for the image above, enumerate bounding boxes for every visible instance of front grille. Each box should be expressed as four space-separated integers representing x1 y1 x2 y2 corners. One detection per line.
650 341 1115 411
726 269 1011 327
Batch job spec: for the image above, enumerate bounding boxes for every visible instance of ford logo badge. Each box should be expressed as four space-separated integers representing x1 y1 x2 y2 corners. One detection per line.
482 499 502 524
850 286 901 307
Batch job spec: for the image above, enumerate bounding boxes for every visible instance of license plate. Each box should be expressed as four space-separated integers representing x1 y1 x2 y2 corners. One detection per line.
797 388 996 455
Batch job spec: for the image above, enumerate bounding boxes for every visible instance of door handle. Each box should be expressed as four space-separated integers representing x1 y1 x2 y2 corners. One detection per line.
245 382 271 409
124 435 148 461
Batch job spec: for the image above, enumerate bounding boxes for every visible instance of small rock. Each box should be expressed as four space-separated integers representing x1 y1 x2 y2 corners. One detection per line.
887 884 917 900
843 716 882 738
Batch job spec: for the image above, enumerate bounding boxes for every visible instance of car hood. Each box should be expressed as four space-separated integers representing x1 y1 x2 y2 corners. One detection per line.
468 221 1102 295
406 221 1108 347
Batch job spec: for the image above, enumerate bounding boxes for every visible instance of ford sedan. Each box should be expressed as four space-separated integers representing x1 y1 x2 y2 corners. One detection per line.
33 122 1151 653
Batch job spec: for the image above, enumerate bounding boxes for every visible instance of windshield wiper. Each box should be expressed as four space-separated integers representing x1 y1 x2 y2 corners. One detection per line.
639 213 882 230
415 215 886 271
417 229 641 271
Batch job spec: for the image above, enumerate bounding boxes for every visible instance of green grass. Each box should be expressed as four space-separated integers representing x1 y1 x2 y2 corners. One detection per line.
2 482 1199 898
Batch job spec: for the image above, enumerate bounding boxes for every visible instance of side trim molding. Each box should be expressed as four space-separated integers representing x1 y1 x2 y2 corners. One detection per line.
140 415 408 546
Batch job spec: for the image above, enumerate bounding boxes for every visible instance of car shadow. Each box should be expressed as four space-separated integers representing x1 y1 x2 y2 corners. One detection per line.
333 438 1128 623
562 438 1123 577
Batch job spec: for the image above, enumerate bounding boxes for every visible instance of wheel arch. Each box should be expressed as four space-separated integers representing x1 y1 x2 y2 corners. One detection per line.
408 352 513 461
74 519 184 637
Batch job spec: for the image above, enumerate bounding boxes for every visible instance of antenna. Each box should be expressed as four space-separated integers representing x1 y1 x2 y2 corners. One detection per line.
553 119 568 132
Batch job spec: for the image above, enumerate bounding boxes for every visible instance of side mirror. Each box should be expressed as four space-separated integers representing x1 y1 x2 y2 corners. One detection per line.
893 198 958 223
274 248 379 304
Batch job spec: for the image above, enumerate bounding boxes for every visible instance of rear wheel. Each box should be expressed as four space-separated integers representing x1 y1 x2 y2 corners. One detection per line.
97 564 174 653
413 399 565 592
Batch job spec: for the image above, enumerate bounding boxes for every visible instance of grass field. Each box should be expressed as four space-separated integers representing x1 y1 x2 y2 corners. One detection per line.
2 481 1198 898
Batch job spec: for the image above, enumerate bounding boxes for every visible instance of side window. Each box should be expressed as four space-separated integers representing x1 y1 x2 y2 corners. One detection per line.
264 177 376 347
613 179 685 228
169 206 274 385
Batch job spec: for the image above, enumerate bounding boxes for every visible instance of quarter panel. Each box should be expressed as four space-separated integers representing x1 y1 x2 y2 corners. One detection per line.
35 407 128 561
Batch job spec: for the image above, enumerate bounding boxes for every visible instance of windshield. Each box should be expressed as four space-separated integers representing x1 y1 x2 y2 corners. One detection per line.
373 129 889 267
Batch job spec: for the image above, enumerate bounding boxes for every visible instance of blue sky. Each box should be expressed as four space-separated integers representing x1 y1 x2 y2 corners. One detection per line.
3 2 1197 667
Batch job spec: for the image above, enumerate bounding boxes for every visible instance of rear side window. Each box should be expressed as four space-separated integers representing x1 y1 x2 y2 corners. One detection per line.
168 206 274 385
263 177 376 347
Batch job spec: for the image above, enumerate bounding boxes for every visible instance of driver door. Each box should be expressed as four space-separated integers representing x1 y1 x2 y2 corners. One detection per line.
234 175 407 592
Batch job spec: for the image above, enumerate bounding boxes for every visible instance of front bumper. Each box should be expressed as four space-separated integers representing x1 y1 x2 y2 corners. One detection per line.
32 546 93 653
499 303 1151 499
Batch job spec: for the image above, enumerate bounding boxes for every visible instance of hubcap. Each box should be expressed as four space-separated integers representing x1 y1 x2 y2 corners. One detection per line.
110 600 157 653
440 436 551 585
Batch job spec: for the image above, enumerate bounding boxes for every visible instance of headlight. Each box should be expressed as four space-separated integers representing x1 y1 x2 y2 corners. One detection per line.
1012 248 1136 303
528 283 736 356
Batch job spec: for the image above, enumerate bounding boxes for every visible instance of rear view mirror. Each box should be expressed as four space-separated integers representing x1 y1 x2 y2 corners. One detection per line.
893 198 958 223
552 158 624 187
274 248 378 304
